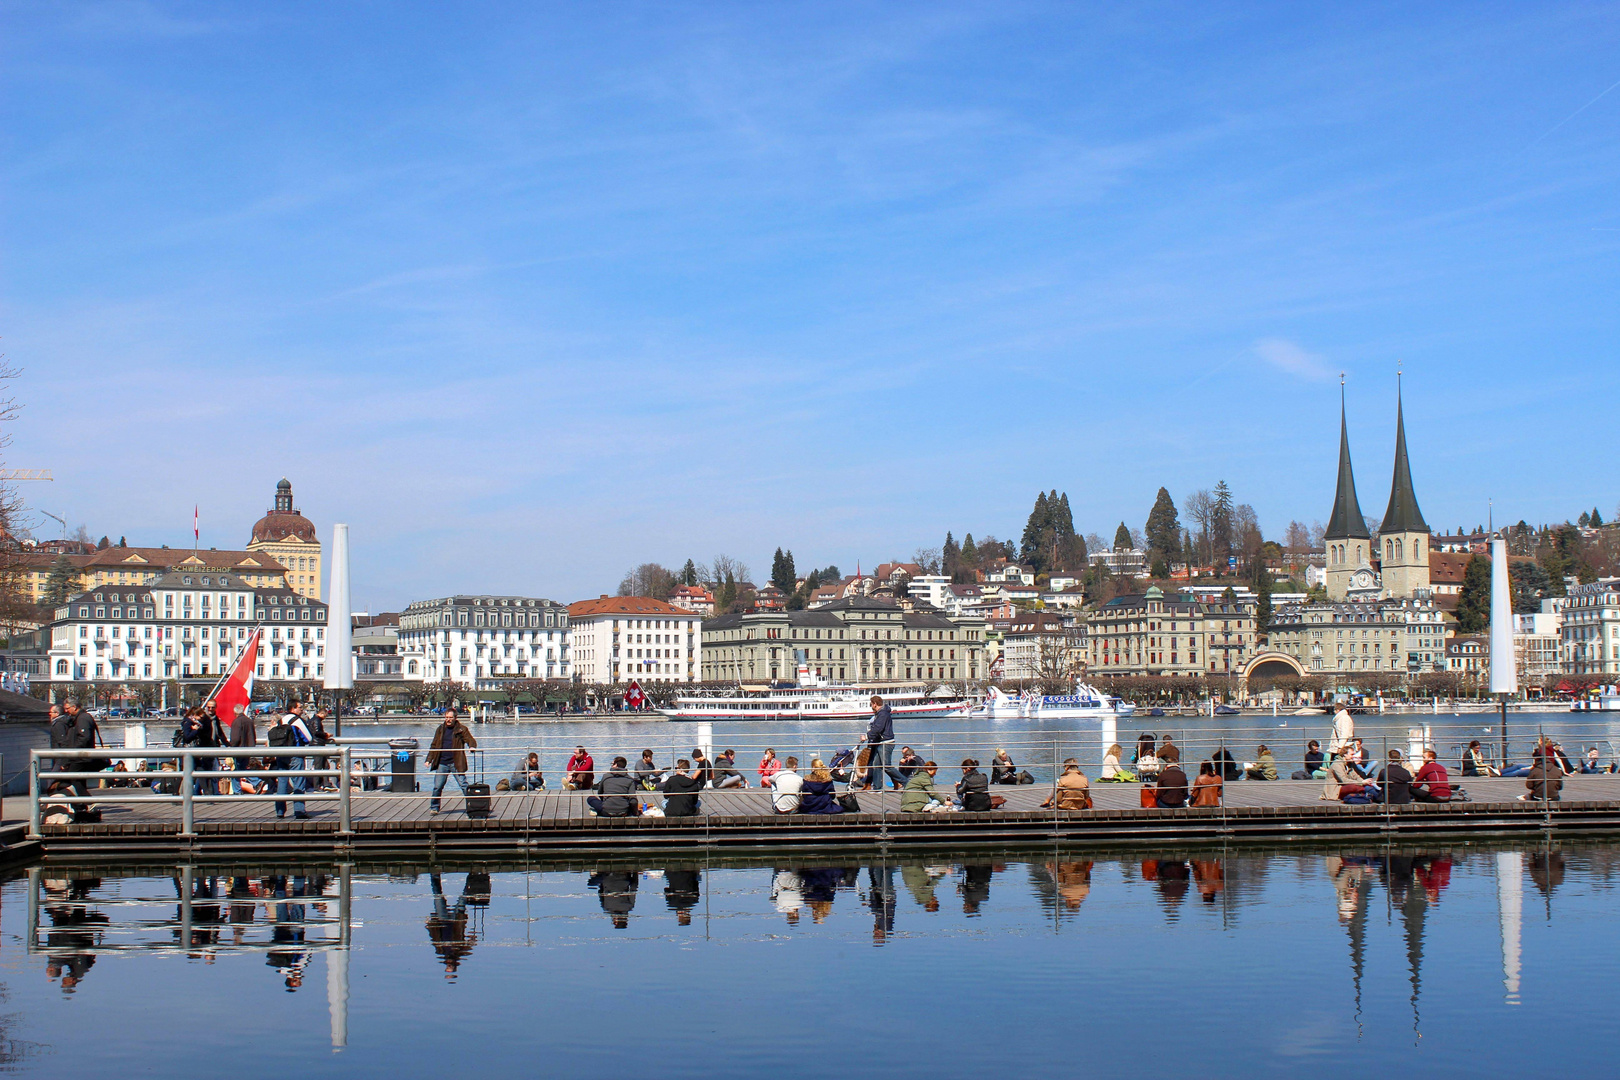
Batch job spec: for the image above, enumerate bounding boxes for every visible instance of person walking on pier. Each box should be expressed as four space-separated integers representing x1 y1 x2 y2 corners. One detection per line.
269 701 314 819
425 709 477 815
866 695 902 790
48 702 102 822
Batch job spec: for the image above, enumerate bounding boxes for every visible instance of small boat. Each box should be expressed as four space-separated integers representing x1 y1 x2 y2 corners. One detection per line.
1213 704 1241 716
1148 708 1165 718
977 683 1135 720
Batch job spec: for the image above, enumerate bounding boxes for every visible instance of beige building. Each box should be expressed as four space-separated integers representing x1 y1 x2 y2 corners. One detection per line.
1268 595 1448 676
701 596 986 684
247 478 323 599
18 545 289 602
1086 585 1257 676
1564 579 1620 677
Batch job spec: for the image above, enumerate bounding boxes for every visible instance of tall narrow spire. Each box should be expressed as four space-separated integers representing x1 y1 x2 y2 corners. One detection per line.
1325 380 1369 541
1379 375 1428 534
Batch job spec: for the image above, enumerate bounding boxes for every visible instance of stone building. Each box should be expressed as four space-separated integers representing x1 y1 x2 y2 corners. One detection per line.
247 478 323 599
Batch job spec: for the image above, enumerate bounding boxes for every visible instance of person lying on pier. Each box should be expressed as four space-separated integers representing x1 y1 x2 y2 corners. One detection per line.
1243 745 1277 781
712 750 746 789
757 748 781 788
1100 743 1133 782
634 749 663 790
563 746 594 790
1040 759 1092 811
661 759 704 816
990 749 1019 785
903 761 954 813
956 759 992 812
507 753 545 791
1409 748 1451 802
800 761 843 814
1154 762 1188 809
1190 761 1223 807
587 757 642 817
771 756 803 813
1371 750 1412 804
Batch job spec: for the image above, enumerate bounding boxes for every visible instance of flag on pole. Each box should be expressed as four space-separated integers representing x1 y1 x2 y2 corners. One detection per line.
208 629 261 728
624 680 645 710
194 505 200 549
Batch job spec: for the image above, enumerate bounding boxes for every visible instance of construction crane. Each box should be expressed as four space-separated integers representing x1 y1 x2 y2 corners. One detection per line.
0 470 52 482
37 509 67 538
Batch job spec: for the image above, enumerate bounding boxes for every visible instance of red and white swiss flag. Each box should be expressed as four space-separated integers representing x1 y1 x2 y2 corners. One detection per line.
210 629 262 729
624 680 644 709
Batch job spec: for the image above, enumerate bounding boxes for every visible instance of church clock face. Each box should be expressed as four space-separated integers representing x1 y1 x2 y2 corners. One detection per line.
1354 570 1375 589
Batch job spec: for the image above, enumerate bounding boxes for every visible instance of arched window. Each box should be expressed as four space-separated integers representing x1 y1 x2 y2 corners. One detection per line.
1395 538 1403 561
56 660 68 674
1386 539 1393 561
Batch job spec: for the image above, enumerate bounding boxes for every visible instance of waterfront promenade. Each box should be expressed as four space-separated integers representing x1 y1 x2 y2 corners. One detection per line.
23 775 1620 858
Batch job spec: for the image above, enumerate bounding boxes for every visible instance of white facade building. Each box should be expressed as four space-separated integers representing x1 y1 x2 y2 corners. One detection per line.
568 596 701 684
905 575 951 610
45 571 329 689
396 595 570 689
1563 579 1620 677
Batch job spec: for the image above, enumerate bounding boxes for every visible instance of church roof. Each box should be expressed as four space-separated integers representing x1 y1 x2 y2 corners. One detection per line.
1379 388 1429 535
1325 394 1370 541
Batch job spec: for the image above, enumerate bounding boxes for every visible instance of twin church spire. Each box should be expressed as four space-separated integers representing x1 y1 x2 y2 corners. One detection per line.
1325 376 1429 601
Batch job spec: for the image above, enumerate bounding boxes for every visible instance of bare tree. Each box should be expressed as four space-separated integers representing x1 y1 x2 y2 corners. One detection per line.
1233 503 1263 573
913 547 942 574
1184 489 1214 567
618 563 677 600
707 555 750 590
1284 520 1311 554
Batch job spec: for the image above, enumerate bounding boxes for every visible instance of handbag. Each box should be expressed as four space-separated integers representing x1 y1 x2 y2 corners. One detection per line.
989 795 1007 809
837 793 861 813
1140 786 1159 808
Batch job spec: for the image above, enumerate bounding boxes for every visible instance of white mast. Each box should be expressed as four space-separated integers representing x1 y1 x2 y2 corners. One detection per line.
1488 534 1516 696
324 523 354 691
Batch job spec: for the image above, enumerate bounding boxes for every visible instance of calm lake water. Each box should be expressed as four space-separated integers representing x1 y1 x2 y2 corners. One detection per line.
4 838 1619 1077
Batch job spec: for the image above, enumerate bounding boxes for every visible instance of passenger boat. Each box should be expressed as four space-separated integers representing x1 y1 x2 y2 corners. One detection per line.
1570 687 1620 712
668 665 970 722
977 683 1136 721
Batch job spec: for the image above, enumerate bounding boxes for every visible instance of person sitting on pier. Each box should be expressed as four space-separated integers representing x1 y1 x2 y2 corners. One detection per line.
956 759 993 812
990 749 1019 785
564 746 595 790
800 761 843 814
1582 747 1605 774
1463 739 1500 777
1374 750 1412 805
1349 739 1373 778
1409 748 1451 802
1158 736 1181 765
712 750 746 789
902 761 953 813
1040 759 1092 812
587 757 642 817
1244 745 1277 781
1190 761 1222 807
771 756 803 813
1321 752 1368 802
691 748 714 788
508 753 545 791
1522 757 1563 802
897 746 926 782
1154 762 1189 808
1293 740 1325 780
1211 746 1241 782
757 748 781 789
661 759 704 816
634 749 664 790
1100 743 1133 782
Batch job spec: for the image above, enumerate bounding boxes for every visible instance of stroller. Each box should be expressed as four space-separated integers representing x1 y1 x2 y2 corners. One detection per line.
828 741 870 811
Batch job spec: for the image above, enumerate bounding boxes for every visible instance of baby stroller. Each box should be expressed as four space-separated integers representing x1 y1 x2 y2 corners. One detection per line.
828 742 870 810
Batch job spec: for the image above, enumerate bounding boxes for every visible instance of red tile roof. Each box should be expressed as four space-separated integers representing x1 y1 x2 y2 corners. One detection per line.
569 595 690 617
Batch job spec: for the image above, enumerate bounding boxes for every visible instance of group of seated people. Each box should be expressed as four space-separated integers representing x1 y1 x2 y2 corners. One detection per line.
1100 736 1278 784
1319 745 1454 804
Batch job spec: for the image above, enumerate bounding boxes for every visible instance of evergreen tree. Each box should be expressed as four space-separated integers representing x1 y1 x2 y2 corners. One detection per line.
1113 522 1132 551
1250 552 1272 636
1211 481 1234 566
1021 493 1049 564
770 549 797 593
942 532 960 578
43 556 80 606
960 533 977 572
1579 511 1591 527
1144 487 1181 567
718 571 738 612
1052 492 1085 571
1149 556 1170 579
1592 507 1605 527
1455 555 1492 633
1510 559 1551 614
680 559 699 586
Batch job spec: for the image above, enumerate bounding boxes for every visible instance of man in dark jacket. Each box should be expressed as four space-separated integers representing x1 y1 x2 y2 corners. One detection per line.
661 759 704 816
1524 760 1563 802
1375 751 1413 804
49 702 102 816
426 710 478 814
865 695 902 790
1155 763 1189 808
588 757 641 817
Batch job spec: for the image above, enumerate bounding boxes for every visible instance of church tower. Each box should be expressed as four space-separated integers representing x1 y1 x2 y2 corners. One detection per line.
1325 387 1374 602
1378 378 1430 599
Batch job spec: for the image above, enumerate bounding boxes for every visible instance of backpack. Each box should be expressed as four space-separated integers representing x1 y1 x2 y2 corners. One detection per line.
267 719 305 748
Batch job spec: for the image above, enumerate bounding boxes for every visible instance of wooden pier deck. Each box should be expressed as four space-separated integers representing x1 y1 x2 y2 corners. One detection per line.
25 775 1620 858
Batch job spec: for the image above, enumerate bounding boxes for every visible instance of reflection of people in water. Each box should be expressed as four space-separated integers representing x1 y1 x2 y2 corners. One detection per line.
172 873 224 954
588 870 639 930
426 873 476 977
1529 851 1566 896
1191 860 1224 904
44 878 108 994
1141 859 1189 913
772 869 805 924
867 865 895 944
798 868 848 924
664 869 700 926
959 865 993 915
266 875 311 990
1044 861 1093 912
901 865 947 912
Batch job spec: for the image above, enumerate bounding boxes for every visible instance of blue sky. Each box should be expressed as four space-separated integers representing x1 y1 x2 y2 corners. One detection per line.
3 2 1617 608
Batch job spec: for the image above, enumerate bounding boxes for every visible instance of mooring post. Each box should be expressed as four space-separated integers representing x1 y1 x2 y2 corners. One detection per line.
27 752 40 838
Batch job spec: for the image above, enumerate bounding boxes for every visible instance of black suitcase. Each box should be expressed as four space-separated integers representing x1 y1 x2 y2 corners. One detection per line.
465 750 491 817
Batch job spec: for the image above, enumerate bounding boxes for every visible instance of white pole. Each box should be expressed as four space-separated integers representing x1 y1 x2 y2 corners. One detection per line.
1496 851 1522 1005
324 524 354 692
1488 536 1517 697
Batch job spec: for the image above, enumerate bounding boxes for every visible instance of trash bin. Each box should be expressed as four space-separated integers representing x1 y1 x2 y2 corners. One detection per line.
389 737 420 793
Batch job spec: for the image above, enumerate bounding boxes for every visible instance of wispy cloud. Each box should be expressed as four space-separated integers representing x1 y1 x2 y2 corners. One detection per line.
1253 337 1333 380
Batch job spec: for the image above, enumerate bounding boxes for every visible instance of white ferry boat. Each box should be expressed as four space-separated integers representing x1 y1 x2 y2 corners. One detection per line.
1570 686 1620 712
978 683 1135 721
669 664 970 722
